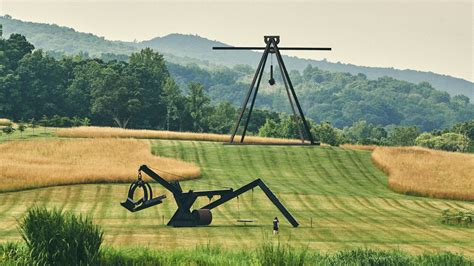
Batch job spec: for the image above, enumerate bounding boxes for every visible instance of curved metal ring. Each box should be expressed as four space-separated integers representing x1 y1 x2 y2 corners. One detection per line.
127 180 152 205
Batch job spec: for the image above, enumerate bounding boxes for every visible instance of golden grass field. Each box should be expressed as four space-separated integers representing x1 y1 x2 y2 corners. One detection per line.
57 126 305 144
372 146 474 201
0 118 12 126
341 144 377 151
0 139 200 192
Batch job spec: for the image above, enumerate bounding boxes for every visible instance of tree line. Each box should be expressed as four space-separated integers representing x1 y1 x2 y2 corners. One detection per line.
167 63 474 132
1 33 472 152
257 117 472 152
0 34 280 133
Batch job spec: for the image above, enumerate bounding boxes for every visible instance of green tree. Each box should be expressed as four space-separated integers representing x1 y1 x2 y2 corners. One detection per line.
208 102 236 134
435 133 470 152
258 119 280 138
71 116 82 127
387 126 419 146
344 120 387 145
416 132 470 152
2 124 15 139
39 115 49 133
161 77 183 131
186 82 210 132
0 73 19 117
65 60 102 118
29 118 37 134
257 114 300 139
278 115 302 139
129 48 169 128
81 117 91 127
1 33 35 70
91 64 142 128
15 50 68 119
17 120 26 137
312 122 341 146
451 120 474 140
414 133 434 148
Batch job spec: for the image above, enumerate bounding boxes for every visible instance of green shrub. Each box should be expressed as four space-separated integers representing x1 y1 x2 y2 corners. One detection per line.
0 242 29 265
312 122 346 146
441 209 473 227
257 241 308 266
414 252 472 265
1 125 15 135
19 206 103 265
325 249 411 265
4 241 473 266
416 132 470 152
387 126 419 146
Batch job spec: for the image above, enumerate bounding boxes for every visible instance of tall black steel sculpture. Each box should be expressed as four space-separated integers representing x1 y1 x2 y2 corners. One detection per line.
121 165 299 227
213 36 331 144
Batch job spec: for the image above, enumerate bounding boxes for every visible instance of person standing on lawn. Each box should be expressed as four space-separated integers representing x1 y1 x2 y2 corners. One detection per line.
273 217 279 235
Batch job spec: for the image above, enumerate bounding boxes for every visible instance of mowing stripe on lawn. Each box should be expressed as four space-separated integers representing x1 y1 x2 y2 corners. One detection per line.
1 140 472 256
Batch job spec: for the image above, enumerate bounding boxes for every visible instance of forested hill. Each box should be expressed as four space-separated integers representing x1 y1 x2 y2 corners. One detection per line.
0 16 136 56
140 34 474 100
1 15 472 100
1 32 473 133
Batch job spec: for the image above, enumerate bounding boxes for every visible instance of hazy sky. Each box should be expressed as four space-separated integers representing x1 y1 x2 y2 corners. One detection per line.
1 0 472 81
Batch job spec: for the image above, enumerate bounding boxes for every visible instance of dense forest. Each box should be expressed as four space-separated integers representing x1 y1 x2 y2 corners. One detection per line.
167 62 473 132
1 15 473 100
1 33 473 151
0 33 276 133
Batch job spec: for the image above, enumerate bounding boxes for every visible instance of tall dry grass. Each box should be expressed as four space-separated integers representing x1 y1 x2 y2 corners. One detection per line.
57 126 305 144
341 144 377 151
372 146 474 201
0 118 12 126
0 139 200 192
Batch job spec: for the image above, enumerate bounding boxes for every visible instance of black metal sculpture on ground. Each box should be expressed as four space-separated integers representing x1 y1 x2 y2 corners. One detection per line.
121 165 299 228
213 36 331 145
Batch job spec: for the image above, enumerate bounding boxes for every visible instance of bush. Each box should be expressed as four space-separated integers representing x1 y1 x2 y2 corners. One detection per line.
3 241 473 265
312 122 346 146
258 115 301 139
343 120 387 145
386 126 419 146
1 125 15 138
0 242 29 265
441 209 473 227
415 132 470 152
325 249 411 265
257 241 308 266
19 206 103 265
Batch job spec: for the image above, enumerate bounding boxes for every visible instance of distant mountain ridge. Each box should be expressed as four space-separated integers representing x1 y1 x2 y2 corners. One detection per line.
139 34 474 100
1 15 473 100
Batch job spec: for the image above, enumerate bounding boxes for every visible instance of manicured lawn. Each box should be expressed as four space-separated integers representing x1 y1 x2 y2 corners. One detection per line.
0 127 54 143
0 140 472 256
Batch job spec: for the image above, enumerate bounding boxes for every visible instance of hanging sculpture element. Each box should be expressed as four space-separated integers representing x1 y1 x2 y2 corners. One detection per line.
213 36 331 144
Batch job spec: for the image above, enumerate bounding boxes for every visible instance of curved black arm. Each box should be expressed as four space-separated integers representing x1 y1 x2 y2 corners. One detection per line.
139 165 182 195
200 179 299 227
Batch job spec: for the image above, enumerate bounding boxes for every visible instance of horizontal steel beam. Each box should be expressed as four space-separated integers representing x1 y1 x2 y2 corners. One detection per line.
213 47 331 51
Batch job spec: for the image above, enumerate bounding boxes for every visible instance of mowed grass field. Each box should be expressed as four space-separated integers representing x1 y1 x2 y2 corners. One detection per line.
0 140 473 256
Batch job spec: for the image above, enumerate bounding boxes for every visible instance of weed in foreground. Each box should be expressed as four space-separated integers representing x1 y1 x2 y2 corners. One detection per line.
18 206 103 265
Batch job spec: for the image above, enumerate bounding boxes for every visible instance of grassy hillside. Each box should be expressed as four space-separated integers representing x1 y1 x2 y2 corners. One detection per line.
0 140 472 256
1 16 472 100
